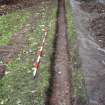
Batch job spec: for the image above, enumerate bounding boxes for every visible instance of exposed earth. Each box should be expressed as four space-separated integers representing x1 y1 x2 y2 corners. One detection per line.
0 0 41 15
89 14 105 48
46 0 72 105
71 0 105 105
0 0 105 105
80 2 105 13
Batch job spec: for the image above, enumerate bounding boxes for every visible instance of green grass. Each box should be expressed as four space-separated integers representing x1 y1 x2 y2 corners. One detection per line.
0 10 30 46
65 0 87 103
0 1 57 105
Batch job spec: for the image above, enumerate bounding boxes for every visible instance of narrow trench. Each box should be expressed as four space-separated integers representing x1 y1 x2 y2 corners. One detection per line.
45 0 72 105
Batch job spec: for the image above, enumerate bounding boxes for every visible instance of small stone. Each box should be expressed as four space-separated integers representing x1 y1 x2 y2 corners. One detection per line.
1 5 6 8
0 60 3 64
65 89 69 93
99 40 102 42
58 71 62 74
29 49 33 53
5 71 10 75
74 62 77 65
30 90 36 93
0 100 4 104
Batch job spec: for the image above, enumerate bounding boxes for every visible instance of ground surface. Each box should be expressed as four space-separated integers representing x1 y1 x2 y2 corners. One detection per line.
0 0 57 105
0 0 82 105
80 2 105 13
80 1 105 48
1 0 105 105
0 0 41 15
71 0 105 105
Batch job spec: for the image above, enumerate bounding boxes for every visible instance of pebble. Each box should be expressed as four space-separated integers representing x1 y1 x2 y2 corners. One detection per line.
99 40 102 42
5 71 10 75
30 90 36 93
0 100 4 105
58 71 62 74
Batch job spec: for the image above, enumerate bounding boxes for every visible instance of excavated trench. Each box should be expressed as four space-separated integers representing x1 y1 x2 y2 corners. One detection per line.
45 0 72 105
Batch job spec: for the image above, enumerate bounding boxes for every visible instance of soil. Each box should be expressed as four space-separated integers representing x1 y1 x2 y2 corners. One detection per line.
80 2 105 13
71 0 105 105
0 0 41 15
0 64 5 78
80 1 105 48
89 14 105 48
45 0 72 105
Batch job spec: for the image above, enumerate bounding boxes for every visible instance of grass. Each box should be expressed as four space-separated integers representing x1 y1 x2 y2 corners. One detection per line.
0 10 30 46
65 0 87 103
0 1 57 105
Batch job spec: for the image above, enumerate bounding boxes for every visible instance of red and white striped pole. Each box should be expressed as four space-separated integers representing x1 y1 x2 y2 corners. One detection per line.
32 27 48 79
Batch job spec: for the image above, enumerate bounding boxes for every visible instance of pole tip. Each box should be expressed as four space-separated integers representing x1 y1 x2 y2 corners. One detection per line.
32 68 37 79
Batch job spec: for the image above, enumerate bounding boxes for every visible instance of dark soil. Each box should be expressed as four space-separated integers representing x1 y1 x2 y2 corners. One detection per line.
89 14 105 48
80 1 105 48
0 64 5 78
0 0 40 15
46 0 72 105
80 2 105 13
71 0 105 104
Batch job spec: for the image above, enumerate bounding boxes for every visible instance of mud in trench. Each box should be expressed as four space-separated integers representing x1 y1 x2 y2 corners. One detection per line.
46 0 72 105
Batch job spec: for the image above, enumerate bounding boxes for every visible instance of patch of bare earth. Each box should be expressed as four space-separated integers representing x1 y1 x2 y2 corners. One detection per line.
0 0 41 15
80 1 105 48
79 1 105 48
46 0 72 105
89 15 105 48
75 0 105 104
80 2 105 13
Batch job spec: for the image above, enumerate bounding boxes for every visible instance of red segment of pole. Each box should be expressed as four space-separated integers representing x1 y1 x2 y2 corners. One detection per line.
32 27 48 79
